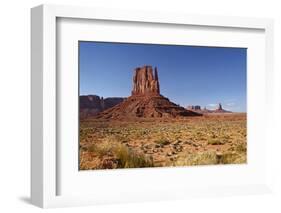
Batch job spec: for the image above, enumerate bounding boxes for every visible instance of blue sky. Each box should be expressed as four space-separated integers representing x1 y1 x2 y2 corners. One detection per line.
79 41 247 112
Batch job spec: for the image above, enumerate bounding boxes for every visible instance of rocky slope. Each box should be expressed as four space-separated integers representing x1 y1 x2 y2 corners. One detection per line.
95 65 201 119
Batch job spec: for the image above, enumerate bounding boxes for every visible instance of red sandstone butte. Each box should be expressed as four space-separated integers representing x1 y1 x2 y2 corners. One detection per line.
131 66 160 96
95 65 201 119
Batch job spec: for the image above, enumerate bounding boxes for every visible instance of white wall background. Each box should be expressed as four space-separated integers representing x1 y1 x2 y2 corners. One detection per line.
0 0 280 212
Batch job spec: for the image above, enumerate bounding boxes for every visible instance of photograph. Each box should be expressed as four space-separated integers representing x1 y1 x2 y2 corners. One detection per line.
79 41 247 170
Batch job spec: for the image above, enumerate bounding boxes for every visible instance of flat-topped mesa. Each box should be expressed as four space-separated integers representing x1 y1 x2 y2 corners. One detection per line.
131 65 160 96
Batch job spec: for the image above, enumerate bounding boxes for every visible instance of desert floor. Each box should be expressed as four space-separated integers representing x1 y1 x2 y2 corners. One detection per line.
79 113 247 170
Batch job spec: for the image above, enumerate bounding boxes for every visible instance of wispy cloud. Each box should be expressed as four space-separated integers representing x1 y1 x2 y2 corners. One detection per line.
226 102 235 107
207 103 217 107
207 103 218 109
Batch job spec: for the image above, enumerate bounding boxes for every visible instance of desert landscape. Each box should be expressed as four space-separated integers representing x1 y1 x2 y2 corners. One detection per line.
79 65 247 170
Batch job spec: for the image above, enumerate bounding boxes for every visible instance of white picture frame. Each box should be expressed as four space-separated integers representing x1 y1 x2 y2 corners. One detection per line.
31 4 274 208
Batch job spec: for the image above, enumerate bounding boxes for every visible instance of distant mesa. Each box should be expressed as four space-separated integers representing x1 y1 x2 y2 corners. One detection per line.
187 103 232 114
217 103 223 111
187 105 201 111
94 65 201 119
80 67 232 119
213 103 232 113
80 95 125 118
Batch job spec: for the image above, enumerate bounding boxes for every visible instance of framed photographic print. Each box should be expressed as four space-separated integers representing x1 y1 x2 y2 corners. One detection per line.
31 4 274 208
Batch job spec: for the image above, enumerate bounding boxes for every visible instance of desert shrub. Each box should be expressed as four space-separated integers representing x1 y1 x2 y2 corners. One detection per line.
207 139 225 145
88 142 113 157
220 142 247 164
154 138 171 146
88 140 153 169
115 145 153 168
79 128 93 140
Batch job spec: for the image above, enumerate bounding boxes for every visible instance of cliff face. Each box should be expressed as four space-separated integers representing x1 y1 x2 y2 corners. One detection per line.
80 95 103 111
80 95 125 118
131 66 160 96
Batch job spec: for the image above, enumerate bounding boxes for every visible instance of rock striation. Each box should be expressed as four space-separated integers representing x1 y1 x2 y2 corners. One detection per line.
131 66 160 96
95 65 201 119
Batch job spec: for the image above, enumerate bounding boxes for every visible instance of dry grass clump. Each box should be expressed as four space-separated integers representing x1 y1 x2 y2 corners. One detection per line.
80 138 153 170
173 151 218 166
173 149 246 167
223 141 247 164
173 139 247 166
219 152 246 164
